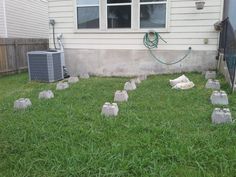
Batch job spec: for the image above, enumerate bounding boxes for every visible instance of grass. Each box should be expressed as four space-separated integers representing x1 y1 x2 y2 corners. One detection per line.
0 72 236 177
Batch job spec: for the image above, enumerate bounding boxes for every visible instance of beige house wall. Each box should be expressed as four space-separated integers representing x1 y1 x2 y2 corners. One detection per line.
48 0 225 76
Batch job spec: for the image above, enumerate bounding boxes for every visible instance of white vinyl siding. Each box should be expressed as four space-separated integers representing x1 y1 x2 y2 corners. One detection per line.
0 0 7 38
48 0 224 51
5 0 49 38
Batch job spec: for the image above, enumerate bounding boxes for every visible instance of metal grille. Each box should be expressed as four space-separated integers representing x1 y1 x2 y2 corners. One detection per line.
28 54 49 82
52 53 62 81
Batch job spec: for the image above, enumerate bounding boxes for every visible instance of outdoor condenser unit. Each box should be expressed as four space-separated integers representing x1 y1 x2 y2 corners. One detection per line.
27 51 64 82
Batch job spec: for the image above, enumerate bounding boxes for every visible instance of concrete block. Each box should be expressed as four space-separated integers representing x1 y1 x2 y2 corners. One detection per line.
114 90 128 102
80 73 90 79
205 71 216 79
56 82 69 90
211 108 232 124
131 78 141 85
14 98 32 109
39 90 54 99
138 75 147 81
210 90 228 105
205 79 220 90
124 81 136 91
68 77 79 84
101 102 119 117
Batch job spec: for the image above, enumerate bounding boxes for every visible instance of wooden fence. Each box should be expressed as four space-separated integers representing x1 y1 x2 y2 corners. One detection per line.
0 38 48 74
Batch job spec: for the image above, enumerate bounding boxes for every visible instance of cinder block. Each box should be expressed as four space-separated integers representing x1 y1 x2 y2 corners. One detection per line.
210 90 228 105
14 98 32 109
101 102 119 117
124 81 136 91
39 90 54 99
205 79 220 90
138 75 147 81
211 108 232 124
131 78 141 85
80 73 90 79
114 90 128 102
56 82 69 90
205 71 216 79
68 77 79 84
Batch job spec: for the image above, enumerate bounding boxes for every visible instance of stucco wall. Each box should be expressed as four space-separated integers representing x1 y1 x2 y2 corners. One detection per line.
65 49 217 76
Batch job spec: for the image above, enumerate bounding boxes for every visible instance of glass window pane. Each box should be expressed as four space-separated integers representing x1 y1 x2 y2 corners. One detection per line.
140 0 166 2
107 6 131 28
77 7 99 29
107 0 131 3
140 4 166 28
77 0 99 6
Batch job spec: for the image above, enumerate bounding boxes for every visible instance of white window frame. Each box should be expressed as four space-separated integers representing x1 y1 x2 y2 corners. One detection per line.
106 1 133 31
73 0 170 33
138 0 169 32
74 0 101 31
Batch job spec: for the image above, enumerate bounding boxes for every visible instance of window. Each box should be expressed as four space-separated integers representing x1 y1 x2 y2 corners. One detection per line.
75 0 168 31
140 0 167 28
76 0 99 29
107 0 132 28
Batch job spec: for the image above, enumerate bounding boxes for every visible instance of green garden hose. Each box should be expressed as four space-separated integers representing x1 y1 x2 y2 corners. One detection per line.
143 31 192 65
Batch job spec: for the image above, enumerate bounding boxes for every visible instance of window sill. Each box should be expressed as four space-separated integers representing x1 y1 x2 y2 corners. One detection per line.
73 28 170 34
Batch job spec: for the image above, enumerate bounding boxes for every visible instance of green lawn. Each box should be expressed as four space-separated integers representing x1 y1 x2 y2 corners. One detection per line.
0 73 236 177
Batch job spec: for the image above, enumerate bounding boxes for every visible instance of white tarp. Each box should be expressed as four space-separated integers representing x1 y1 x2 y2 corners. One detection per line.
170 75 195 90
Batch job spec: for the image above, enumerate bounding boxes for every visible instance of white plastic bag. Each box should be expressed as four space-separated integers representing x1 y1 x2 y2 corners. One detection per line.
172 81 195 90
169 75 190 87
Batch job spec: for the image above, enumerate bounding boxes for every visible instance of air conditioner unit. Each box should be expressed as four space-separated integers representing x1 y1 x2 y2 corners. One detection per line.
27 51 64 82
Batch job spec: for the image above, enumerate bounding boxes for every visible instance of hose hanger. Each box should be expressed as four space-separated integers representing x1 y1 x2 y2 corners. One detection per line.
143 31 192 65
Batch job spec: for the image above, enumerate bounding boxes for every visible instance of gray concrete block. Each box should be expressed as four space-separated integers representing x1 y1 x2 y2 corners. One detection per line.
101 102 119 117
124 81 136 91
211 108 232 124
138 75 147 81
39 90 54 99
14 98 32 109
56 82 69 90
205 71 216 79
210 90 228 105
68 77 79 84
80 73 90 79
205 79 220 90
114 90 128 102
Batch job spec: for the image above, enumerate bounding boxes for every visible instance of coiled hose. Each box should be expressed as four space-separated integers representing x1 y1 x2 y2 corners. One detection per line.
143 32 192 65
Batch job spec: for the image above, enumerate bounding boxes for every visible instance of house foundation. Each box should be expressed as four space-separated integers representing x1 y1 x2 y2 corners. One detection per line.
64 49 217 76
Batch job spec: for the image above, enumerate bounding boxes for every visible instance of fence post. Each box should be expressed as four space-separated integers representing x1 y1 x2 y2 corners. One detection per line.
14 40 20 73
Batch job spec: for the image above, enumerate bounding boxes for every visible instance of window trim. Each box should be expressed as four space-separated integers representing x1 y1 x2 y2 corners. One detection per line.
138 0 168 30
73 0 170 33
